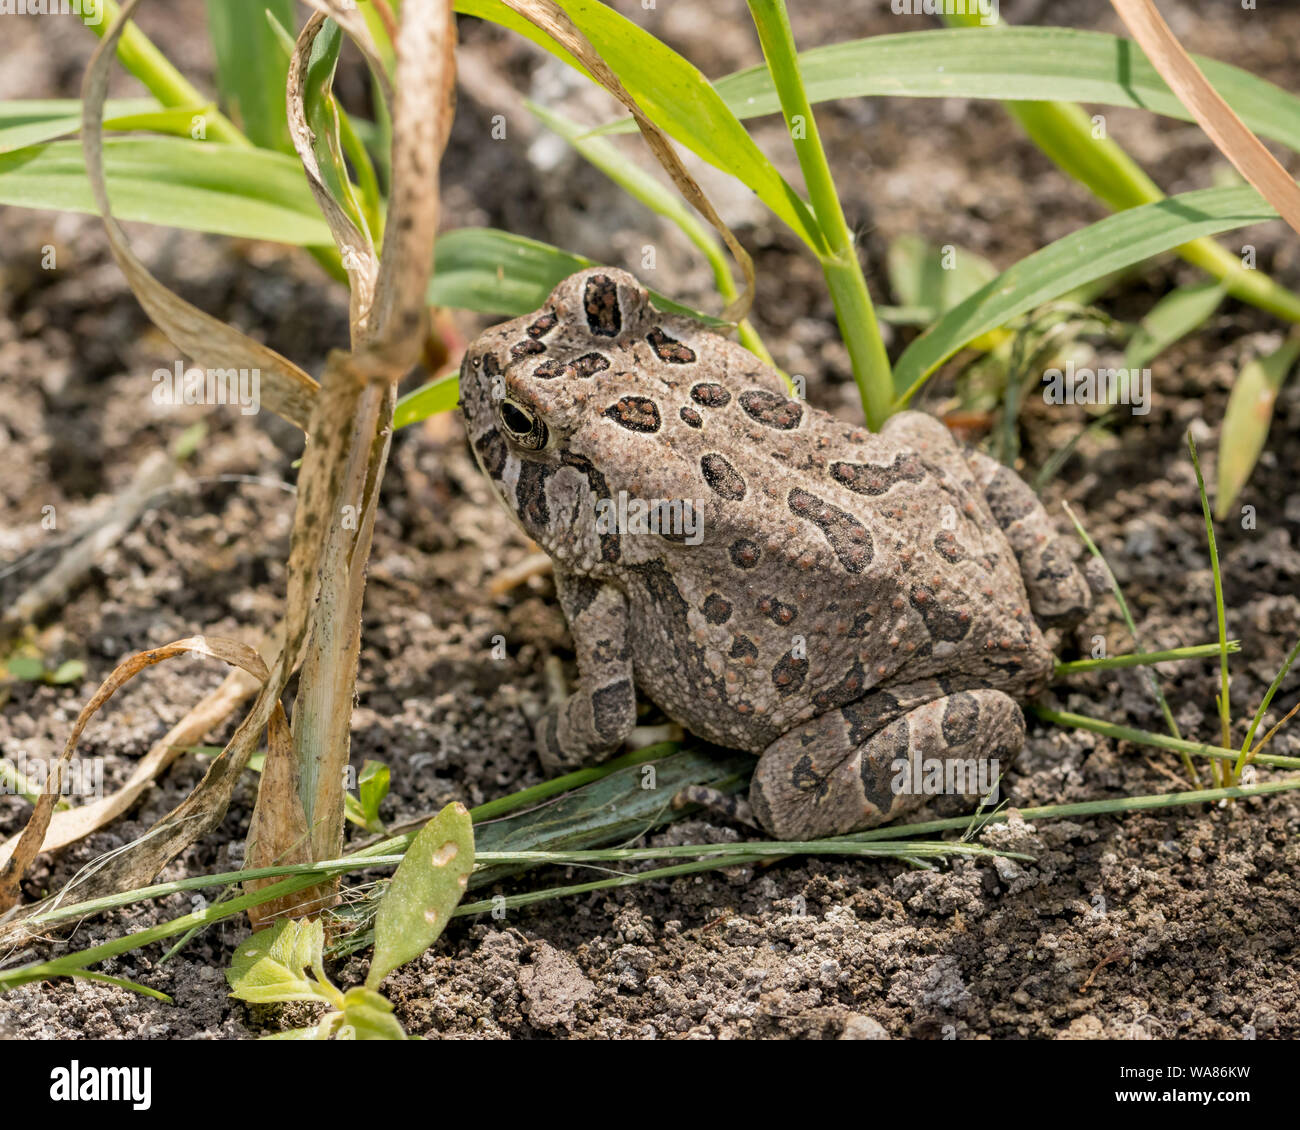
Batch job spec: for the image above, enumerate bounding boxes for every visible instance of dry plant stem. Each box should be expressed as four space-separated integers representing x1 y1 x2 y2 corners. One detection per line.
1110 0 1300 237
0 452 177 645
250 0 455 917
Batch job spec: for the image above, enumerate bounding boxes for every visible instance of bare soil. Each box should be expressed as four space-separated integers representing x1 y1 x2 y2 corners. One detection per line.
2 0 1299 1040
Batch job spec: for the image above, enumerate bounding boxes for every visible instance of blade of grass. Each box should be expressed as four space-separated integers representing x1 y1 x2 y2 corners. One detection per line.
1055 641 1240 678
891 186 1279 406
1062 500 1195 783
1186 433 1232 783
745 0 890 428
1235 634 1300 776
205 0 296 152
525 99 772 365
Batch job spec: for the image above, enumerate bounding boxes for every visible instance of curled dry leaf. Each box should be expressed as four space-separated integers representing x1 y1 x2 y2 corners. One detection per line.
502 0 754 324
0 637 279 914
80 0 319 431
288 10 379 338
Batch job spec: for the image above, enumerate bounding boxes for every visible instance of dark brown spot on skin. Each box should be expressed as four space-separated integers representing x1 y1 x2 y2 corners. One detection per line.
791 754 829 799
535 352 611 381
909 584 973 642
702 593 733 624
604 396 661 433
830 452 927 496
771 650 808 694
729 634 758 660
788 488 874 573
474 430 507 478
584 274 622 337
511 339 546 358
566 576 603 617
691 382 731 408
842 690 902 744
515 460 552 527
561 452 621 563
647 326 696 363
934 531 964 563
757 596 797 626
592 679 635 741
701 453 746 500
861 717 910 813
812 661 867 711
729 538 762 569
740 389 803 430
984 467 1037 527
680 406 702 428
527 312 558 339
942 692 981 745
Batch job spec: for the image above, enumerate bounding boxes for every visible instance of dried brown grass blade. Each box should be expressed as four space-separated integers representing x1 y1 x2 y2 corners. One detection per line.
288 10 379 339
0 638 276 912
0 664 260 871
501 0 754 323
243 689 313 926
82 0 319 431
366 0 454 358
1110 0 1300 236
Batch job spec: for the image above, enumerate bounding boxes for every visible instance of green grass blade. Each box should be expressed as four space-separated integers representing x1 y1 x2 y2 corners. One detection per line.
1236 635 1300 774
1187 434 1233 771
891 186 1278 406
426 227 727 324
1124 279 1228 370
525 99 772 364
691 27 1300 155
456 0 823 252
1215 335 1300 519
0 137 334 245
0 98 157 152
205 0 297 153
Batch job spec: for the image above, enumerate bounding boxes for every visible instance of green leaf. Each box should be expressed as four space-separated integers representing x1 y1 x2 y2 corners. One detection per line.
886 234 998 319
428 227 726 324
456 0 823 252
205 0 297 153
0 99 202 152
526 99 736 294
6 657 45 682
48 660 86 685
227 918 333 1005
1125 279 1227 371
1215 336 1300 520
0 138 333 245
394 374 459 430
354 760 390 834
366 801 475 989
340 986 408 1040
892 186 1278 406
636 27 1300 157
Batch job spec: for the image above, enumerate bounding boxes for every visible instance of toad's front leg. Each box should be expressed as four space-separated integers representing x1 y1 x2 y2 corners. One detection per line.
537 573 637 772
749 690 1026 840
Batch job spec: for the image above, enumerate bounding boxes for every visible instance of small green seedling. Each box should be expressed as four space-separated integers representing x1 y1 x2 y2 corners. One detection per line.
225 802 474 1039
344 759 391 835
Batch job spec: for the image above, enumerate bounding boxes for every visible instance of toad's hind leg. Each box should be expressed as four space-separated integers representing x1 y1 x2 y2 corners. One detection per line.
966 450 1091 626
748 690 1025 840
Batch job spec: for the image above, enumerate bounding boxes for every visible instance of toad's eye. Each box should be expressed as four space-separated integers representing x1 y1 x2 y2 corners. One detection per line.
498 398 549 450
